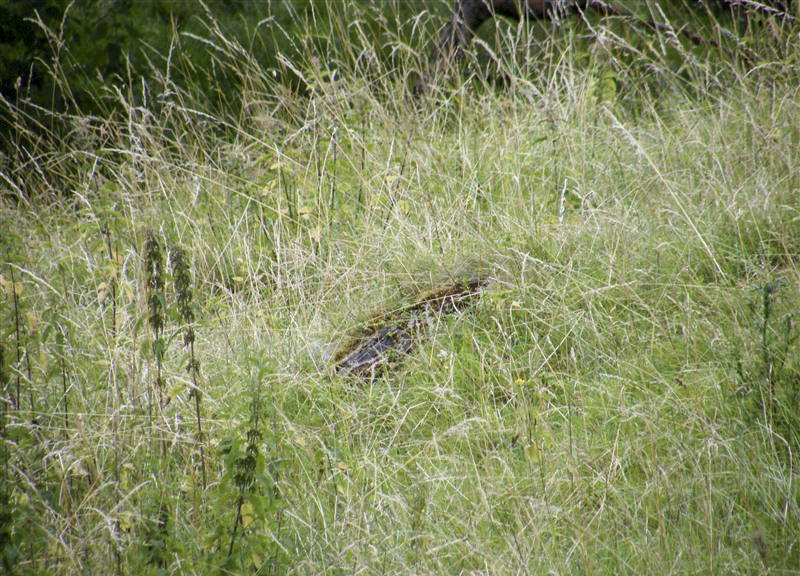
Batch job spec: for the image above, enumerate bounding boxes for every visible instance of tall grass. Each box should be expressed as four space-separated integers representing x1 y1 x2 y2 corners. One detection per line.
0 1 798 573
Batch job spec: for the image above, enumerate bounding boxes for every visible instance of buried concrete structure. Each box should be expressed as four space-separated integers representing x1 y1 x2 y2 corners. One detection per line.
333 273 490 379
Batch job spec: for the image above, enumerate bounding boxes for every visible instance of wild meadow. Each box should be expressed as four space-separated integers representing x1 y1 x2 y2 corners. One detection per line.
1 2 799 574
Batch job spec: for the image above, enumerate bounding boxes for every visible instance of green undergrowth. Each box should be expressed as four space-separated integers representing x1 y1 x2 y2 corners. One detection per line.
2 4 800 574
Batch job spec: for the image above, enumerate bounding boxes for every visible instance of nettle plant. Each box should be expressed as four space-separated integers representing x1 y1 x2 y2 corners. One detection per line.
210 357 289 573
171 245 207 493
735 278 800 460
144 230 168 422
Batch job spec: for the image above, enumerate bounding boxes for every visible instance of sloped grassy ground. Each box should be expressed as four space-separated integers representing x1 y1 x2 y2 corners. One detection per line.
2 56 800 574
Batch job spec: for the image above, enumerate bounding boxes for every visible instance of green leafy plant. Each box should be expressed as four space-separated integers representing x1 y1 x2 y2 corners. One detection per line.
144 230 168 458
737 280 800 460
171 245 207 494
5 264 21 413
211 359 288 573
0 343 15 574
138 485 178 575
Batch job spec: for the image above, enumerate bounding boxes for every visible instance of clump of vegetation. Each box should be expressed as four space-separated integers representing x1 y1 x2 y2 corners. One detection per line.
171 244 206 496
735 280 800 463
211 360 288 573
144 230 168 454
0 1 798 574
138 485 177 574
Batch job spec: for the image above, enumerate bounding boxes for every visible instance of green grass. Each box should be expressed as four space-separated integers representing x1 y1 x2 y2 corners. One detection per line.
1 4 799 574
